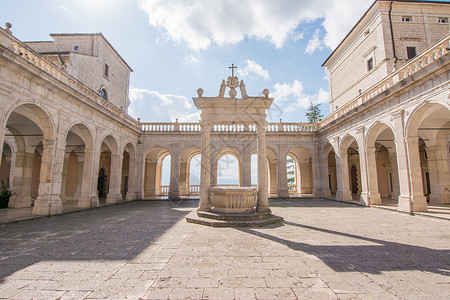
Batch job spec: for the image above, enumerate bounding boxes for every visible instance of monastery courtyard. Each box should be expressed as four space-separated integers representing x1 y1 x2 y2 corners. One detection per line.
0 199 448 300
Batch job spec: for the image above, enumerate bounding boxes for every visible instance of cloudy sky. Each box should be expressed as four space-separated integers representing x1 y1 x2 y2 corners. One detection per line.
1 0 374 124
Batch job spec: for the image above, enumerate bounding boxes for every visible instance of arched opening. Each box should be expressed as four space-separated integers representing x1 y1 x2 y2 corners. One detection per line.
288 147 313 195
350 165 358 194
0 143 13 185
160 155 171 194
366 123 400 207
143 147 170 198
5 104 55 210
97 167 108 198
286 154 298 194
340 135 361 202
188 154 201 194
217 154 240 187
121 151 130 198
406 102 450 211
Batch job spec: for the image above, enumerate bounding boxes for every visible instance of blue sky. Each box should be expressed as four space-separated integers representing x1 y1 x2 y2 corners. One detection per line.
1 0 374 124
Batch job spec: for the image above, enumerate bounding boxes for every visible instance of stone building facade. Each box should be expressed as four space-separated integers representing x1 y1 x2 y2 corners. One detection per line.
0 0 449 216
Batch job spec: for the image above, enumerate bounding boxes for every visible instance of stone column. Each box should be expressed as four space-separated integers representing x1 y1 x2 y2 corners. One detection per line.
269 162 277 194
179 161 188 195
210 151 217 188
144 159 156 197
72 154 84 200
339 153 352 201
366 147 381 205
78 148 99 208
33 139 63 215
60 153 70 202
277 150 289 198
321 153 332 198
427 145 450 204
257 122 270 212
8 151 34 208
107 153 123 203
198 122 211 211
311 155 320 197
242 150 252 187
299 160 312 194
335 153 343 201
391 110 426 212
355 128 369 205
406 137 428 211
126 157 137 201
388 151 400 200
169 147 180 200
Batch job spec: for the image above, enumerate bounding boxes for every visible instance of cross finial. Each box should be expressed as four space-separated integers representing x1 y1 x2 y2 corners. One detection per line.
229 63 237 77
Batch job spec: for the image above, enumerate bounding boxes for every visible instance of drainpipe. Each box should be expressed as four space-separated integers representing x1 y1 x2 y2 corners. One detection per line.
389 0 398 69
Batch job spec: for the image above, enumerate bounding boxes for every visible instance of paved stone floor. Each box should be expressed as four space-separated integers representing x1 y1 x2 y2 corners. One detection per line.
0 199 449 299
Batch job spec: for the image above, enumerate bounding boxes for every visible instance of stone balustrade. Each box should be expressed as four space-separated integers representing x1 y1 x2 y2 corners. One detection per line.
210 187 257 213
189 185 200 193
319 33 450 128
140 121 317 134
0 28 139 129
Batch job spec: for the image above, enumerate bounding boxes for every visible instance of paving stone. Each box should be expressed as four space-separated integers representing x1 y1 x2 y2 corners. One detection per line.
0 199 449 299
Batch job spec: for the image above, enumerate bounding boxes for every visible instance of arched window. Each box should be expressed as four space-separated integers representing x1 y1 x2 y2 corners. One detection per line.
100 87 107 100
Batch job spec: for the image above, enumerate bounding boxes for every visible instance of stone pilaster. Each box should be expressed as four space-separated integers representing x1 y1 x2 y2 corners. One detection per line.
339 153 352 201
8 151 34 208
427 145 450 204
168 146 180 200
125 157 137 201
33 139 63 216
106 153 123 204
277 149 289 198
257 122 270 212
405 137 428 212
366 147 381 205
241 150 252 187
198 122 211 211
78 148 99 208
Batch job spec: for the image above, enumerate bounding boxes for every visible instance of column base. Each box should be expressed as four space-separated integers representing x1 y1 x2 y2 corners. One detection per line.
335 191 343 201
106 193 122 204
8 195 32 208
277 190 289 199
322 189 332 199
169 191 180 201
32 194 62 216
257 206 271 213
125 192 136 201
412 195 428 212
368 192 381 205
78 195 99 208
342 190 352 201
197 204 212 212
360 192 370 206
397 196 413 213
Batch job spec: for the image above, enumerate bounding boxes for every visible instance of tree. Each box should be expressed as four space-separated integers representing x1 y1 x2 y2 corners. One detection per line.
305 102 323 123
287 157 295 184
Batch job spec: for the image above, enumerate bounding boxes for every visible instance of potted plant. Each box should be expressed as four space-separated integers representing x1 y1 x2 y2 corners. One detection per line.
0 180 13 209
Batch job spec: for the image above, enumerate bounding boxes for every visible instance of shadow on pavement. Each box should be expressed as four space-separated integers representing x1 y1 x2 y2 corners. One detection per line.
0 200 197 284
236 220 450 276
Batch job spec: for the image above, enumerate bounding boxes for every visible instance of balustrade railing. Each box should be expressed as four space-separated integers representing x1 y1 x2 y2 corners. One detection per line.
319 33 450 128
189 185 200 193
141 121 317 133
160 186 169 194
217 184 240 188
0 27 140 128
288 184 297 192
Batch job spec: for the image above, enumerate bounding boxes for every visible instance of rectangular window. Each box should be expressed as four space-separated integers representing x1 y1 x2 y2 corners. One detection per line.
402 16 412 22
407 47 417 59
438 17 448 24
104 64 109 78
367 57 374 71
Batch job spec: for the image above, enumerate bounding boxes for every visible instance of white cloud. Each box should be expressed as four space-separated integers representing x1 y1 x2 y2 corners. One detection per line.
272 80 329 112
237 60 270 81
322 0 373 49
129 87 200 122
305 29 323 55
138 0 373 51
60 5 67 11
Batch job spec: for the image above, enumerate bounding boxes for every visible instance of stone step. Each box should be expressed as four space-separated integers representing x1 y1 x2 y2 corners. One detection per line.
185 214 283 227
196 210 272 220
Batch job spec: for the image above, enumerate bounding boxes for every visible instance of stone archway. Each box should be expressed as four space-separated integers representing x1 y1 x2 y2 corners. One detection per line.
143 147 171 198
339 135 361 202
405 102 450 210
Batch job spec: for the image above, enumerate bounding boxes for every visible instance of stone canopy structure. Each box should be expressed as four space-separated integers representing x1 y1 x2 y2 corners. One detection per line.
0 0 449 219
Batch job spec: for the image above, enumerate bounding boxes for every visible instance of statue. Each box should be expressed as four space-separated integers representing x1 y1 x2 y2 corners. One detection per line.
239 80 249 99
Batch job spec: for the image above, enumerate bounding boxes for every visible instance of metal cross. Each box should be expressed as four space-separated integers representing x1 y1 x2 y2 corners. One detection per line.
229 63 237 77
